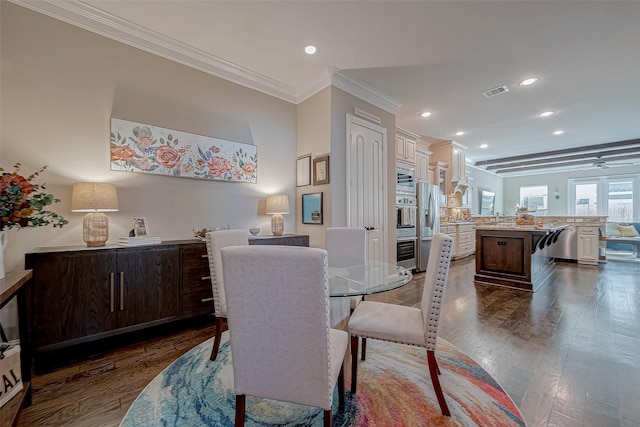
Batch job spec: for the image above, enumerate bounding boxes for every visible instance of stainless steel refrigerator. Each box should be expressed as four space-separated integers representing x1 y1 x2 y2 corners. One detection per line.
415 182 440 272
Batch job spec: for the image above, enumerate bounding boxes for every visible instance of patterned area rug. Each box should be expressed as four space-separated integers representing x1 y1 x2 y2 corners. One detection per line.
121 332 526 426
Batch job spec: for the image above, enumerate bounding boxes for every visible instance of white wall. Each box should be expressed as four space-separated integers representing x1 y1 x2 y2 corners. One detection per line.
467 165 504 215
1 3 297 272
503 165 640 216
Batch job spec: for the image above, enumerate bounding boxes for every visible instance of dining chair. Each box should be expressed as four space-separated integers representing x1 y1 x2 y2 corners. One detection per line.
221 245 348 427
348 233 453 416
325 226 366 311
205 229 248 361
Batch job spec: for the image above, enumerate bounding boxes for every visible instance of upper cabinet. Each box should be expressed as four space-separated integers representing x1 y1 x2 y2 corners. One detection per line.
415 147 432 183
429 140 468 192
395 128 418 165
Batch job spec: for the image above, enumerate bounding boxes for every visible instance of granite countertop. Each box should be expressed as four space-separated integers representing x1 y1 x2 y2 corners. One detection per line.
475 224 567 232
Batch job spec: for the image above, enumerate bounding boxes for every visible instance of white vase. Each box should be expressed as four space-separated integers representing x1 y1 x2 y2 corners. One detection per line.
0 231 6 279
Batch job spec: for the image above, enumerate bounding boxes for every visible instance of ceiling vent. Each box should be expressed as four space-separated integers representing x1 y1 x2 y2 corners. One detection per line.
482 85 509 98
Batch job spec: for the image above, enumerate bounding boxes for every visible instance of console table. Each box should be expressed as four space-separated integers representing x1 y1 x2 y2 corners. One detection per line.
0 270 32 427
24 235 309 366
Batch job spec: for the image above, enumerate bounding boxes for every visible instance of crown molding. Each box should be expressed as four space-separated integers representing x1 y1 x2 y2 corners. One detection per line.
330 68 401 115
10 0 298 103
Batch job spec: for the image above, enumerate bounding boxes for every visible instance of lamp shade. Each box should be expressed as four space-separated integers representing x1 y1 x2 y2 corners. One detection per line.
265 195 290 215
71 182 119 212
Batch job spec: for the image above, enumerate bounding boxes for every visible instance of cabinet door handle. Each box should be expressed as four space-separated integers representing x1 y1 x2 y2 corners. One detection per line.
110 273 115 313
201 254 208 259
201 297 214 302
120 272 125 311
202 276 211 281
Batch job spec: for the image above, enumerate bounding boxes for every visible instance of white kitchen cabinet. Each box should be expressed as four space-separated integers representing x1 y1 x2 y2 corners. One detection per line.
415 148 431 182
431 161 449 206
439 223 475 260
429 140 468 187
395 128 418 164
577 226 599 265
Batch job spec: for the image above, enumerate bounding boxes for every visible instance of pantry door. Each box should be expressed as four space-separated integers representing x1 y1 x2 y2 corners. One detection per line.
346 114 388 262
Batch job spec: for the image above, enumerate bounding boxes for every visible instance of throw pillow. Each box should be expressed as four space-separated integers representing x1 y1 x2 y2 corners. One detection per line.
617 224 640 237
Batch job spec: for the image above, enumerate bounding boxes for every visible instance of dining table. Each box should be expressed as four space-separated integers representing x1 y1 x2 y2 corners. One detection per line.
328 260 413 297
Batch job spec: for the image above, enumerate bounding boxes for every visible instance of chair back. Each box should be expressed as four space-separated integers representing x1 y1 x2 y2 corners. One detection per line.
420 233 453 350
325 227 366 267
221 245 335 409
205 230 248 317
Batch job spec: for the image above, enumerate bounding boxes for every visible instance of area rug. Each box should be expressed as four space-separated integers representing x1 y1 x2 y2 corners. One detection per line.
121 331 526 426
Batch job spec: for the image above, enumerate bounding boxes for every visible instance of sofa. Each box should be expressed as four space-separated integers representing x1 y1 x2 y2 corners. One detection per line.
605 222 640 256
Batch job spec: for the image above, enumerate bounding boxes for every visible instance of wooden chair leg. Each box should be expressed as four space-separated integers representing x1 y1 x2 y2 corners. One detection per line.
210 317 224 361
235 394 246 426
338 365 345 411
361 337 367 361
350 335 359 394
323 409 332 427
427 350 450 416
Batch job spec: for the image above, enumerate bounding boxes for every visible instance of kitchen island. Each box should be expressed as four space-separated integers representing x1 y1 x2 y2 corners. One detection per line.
474 225 566 291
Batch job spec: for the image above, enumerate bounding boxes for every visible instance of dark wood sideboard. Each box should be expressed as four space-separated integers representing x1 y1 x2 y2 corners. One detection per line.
24 235 309 363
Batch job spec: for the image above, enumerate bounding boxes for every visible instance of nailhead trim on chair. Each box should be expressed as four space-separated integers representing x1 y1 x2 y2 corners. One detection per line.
424 236 453 350
205 233 225 317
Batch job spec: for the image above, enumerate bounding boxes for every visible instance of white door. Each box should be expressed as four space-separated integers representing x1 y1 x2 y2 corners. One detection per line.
346 115 387 262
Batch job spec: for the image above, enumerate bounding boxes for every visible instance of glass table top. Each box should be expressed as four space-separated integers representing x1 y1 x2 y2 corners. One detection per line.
328 261 413 297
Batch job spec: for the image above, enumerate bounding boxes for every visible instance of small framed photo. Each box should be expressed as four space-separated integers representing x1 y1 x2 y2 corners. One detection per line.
296 154 311 187
302 192 323 224
313 154 330 186
133 217 149 237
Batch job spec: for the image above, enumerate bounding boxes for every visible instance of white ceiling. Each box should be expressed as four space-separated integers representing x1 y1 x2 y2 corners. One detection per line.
16 0 640 174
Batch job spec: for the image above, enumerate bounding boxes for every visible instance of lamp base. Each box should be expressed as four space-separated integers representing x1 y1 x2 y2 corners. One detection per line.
271 214 284 236
83 212 109 246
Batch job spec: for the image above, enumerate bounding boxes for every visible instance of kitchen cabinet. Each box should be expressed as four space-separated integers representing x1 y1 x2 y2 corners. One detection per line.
431 161 449 206
440 223 475 260
415 148 431 183
429 140 468 189
26 245 180 352
577 226 599 265
395 128 418 164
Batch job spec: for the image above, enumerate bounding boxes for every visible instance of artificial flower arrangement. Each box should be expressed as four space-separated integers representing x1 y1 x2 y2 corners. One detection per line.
0 162 68 230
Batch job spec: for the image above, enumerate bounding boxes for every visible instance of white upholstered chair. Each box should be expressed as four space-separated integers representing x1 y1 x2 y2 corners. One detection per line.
325 227 366 311
205 229 248 361
348 233 453 416
221 245 348 427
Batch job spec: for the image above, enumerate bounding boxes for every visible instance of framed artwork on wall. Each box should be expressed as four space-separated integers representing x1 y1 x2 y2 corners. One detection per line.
302 193 323 224
313 154 330 185
296 154 311 187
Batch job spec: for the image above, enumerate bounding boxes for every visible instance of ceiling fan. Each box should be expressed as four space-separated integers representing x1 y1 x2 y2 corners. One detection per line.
592 159 635 169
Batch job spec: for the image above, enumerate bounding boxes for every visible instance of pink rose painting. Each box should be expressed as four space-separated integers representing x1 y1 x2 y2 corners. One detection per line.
110 118 257 183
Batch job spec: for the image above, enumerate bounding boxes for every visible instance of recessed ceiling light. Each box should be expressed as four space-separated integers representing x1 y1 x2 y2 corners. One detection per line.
455 131 465 136
539 111 554 117
420 112 432 118
480 144 488 149
520 77 539 86
304 45 317 55
553 130 564 135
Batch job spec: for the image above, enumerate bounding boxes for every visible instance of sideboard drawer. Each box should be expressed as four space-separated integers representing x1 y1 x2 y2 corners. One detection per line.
181 245 214 316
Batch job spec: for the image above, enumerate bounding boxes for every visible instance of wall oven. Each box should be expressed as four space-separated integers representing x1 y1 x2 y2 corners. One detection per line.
396 164 416 195
396 195 417 270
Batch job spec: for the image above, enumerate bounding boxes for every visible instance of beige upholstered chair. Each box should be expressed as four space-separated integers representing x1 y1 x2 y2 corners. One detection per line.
205 229 248 361
325 227 366 311
221 246 348 427
348 233 453 416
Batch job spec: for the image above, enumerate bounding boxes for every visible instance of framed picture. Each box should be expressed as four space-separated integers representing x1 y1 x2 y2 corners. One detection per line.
296 154 311 187
302 193 323 224
313 155 330 185
133 217 149 237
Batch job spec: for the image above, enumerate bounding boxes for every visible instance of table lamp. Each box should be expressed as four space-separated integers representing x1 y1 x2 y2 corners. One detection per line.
265 194 289 236
71 182 119 246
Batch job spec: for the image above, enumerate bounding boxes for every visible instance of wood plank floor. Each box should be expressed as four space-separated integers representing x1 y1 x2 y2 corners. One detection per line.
15 258 640 426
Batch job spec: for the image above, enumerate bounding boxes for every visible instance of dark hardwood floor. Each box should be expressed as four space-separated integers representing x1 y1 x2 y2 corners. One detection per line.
15 258 640 426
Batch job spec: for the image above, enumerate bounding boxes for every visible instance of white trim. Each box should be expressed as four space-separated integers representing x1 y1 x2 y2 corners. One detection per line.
332 69 401 115
11 0 298 103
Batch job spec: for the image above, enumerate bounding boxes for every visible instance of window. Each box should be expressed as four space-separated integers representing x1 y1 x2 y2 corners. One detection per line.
569 175 639 221
520 185 548 214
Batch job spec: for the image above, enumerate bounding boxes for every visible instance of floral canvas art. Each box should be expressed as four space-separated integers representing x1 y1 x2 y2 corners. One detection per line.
110 118 257 183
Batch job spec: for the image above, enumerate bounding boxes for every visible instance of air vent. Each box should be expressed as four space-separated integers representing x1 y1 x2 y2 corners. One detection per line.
482 85 509 98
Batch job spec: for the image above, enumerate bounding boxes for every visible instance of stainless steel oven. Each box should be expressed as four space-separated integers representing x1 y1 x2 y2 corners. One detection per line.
396 164 416 195
396 195 417 238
